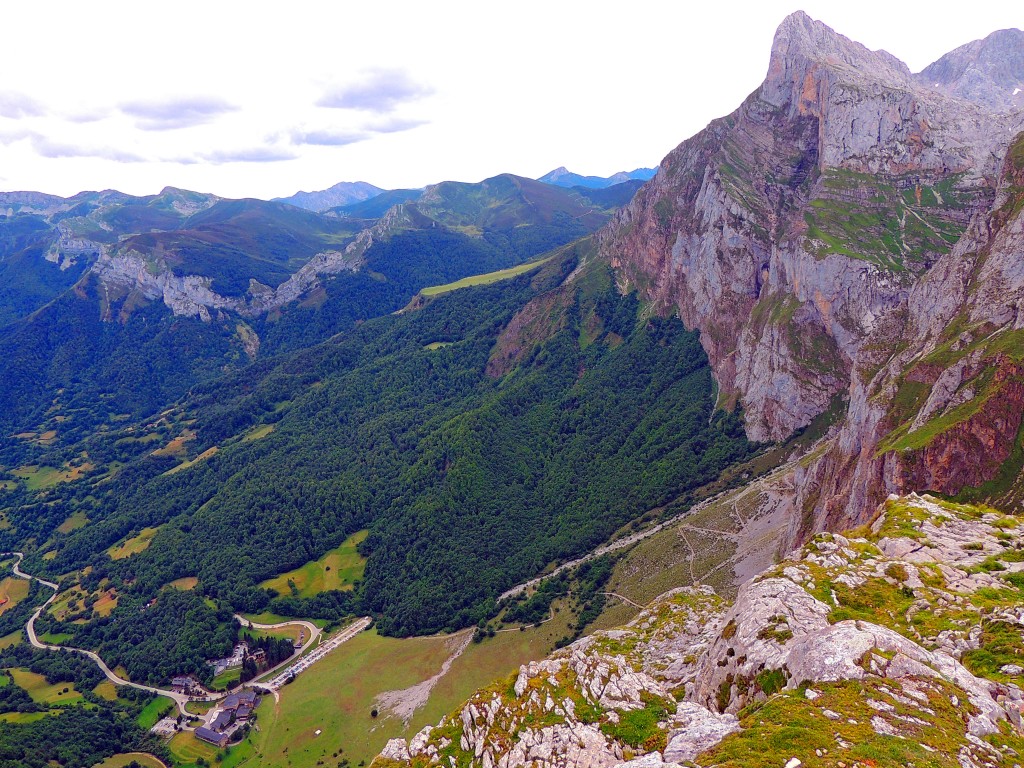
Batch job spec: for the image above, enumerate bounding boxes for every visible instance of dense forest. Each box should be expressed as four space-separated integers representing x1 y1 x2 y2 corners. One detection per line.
34 589 238 685
0 243 756 657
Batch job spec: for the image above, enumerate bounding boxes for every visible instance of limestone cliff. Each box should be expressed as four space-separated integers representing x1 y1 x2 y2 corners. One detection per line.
598 12 1024 539
376 494 1024 768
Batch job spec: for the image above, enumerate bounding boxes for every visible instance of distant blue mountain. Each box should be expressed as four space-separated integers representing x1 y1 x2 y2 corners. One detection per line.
537 166 656 189
275 181 385 212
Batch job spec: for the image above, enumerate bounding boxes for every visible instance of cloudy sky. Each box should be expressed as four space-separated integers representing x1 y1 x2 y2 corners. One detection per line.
0 1 1019 200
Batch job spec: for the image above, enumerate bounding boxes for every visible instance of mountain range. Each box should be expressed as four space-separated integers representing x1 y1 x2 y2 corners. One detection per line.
0 11 1022 768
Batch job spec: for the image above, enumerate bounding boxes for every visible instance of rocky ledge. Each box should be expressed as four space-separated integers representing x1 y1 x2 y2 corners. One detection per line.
376 494 1024 768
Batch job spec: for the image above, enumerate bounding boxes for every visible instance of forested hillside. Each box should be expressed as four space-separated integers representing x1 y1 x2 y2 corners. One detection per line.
0 240 757 663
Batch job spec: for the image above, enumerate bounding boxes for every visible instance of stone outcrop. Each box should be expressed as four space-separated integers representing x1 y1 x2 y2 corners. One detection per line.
376 495 1024 765
375 494 1024 768
90 245 363 320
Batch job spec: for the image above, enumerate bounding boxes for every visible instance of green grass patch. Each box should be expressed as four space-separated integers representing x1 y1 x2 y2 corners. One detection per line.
601 696 670 750
168 730 219 764
211 667 241 690
185 699 216 716
10 464 83 490
107 526 161 560
0 576 30 616
56 510 89 534
0 711 49 723
37 632 73 644
7 667 82 706
0 630 22 650
251 614 572 768
92 753 167 768
703 677 973 768
136 695 175 729
241 424 275 442
419 255 555 297
260 529 368 598
165 576 199 591
93 680 119 701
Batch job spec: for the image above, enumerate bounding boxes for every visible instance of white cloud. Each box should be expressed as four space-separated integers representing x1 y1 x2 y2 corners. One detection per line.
119 96 238 131
0 0 1019 199
316 69 434 113
0 91 45 119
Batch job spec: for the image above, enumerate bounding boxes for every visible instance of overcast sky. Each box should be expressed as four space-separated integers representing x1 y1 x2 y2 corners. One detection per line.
0 1 1019 200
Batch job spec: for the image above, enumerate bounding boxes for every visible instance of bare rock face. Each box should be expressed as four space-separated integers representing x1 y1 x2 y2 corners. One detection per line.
917 28 1024 111
600 13 1022 442
600 11 1024 542
91 245 362 321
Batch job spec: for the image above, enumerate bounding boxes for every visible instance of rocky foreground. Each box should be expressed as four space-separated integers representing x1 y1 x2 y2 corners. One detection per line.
376 494 1024 768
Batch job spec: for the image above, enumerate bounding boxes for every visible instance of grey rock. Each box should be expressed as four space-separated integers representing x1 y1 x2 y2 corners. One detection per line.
663 703 740 762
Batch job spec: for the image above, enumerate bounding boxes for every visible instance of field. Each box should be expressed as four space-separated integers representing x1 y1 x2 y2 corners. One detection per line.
251 609 576 768
169 731 255 768
244 623 302 643
56 510 89 533
184 699 216 716
163 446 219 476
0 711 48 723
136 695 175 729
10 464 86 490
260 529 368 598
211 667 241 689
419 255 553 297
241 424 275 442
7 667 82 706
0 576 29 616
93 753 167 768
166 576 199 591
168 731 218 764
0 630 21 649
93 679 119 701
150 431 194 458
107 526 161 559
238 610 327 629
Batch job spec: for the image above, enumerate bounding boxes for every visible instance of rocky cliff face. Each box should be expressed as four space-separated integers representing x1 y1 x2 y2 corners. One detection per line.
918 28 1024 111
376 494 1024 768
599 12 1024 536
91 244 362 321
793 133 1024 539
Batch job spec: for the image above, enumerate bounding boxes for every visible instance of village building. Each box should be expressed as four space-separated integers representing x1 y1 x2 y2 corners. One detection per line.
195 726 229 748
170 675 199 695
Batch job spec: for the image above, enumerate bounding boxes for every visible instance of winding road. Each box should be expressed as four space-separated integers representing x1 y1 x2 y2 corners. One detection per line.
2 552 371 720
4 551 198 714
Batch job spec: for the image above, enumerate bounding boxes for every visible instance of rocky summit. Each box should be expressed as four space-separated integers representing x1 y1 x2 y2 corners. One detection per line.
376 494 1024 768
598 11 1024 545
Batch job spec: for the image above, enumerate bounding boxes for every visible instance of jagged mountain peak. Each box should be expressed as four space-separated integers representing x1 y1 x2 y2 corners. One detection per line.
274 180 385 212
768 11 911 90
917 27 1024 110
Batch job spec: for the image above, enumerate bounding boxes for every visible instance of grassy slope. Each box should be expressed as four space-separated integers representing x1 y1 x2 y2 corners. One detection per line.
260 529 368 598
7 667 82 706
252 613 576 768
419 255 555 297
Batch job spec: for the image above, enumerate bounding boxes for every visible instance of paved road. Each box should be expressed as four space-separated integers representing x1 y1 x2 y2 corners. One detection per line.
4 554 373 719
232 613 322 684
4 551 201 715
258 616 372 690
